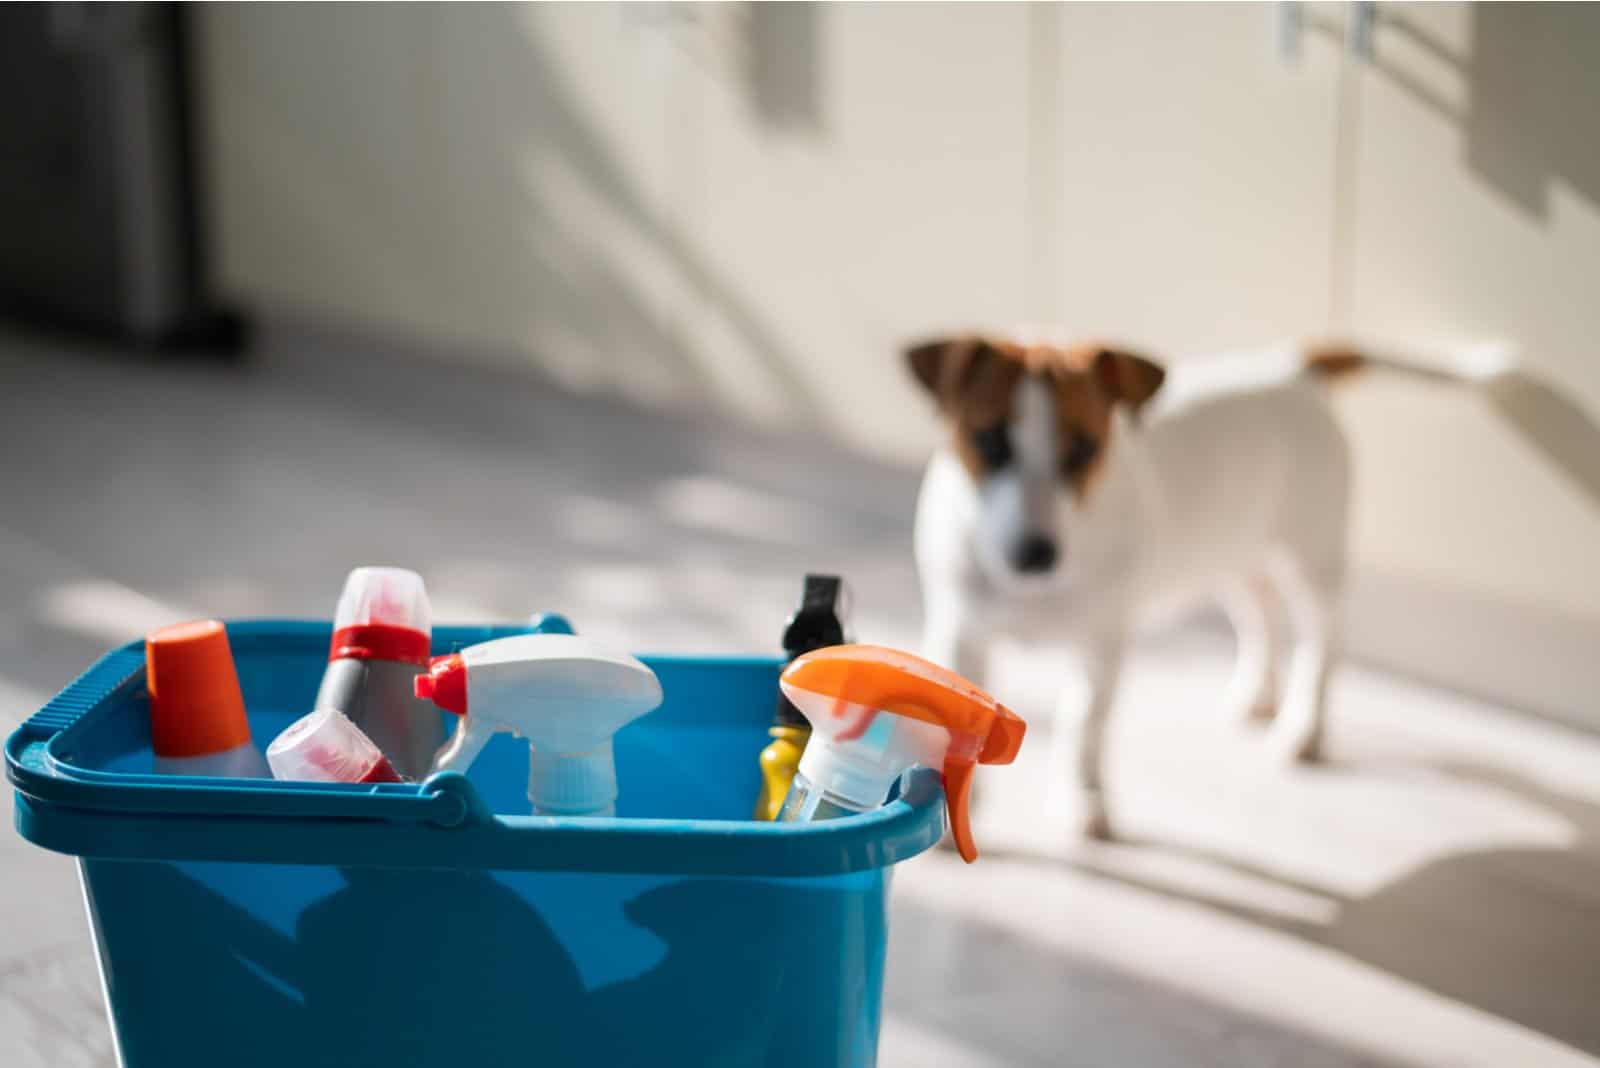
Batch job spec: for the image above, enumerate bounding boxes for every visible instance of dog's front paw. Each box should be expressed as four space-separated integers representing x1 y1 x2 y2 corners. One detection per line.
1058 789 1112 840
1221 671 1279 726
1236 694 1278 725
1270 721 1324 765
1080 803 1114 841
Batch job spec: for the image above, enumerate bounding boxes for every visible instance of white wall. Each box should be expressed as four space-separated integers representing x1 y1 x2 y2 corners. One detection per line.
196 3 1600 721
1344 1 1600 615
199 2 1039 461
1048 3 1342 352
1333 2 1600 718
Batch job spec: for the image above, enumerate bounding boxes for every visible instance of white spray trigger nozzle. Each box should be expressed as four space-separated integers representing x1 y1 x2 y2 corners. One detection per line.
418 634 663 816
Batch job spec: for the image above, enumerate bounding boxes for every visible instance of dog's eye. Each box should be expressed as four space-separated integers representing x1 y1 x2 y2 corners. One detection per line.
1063 431 1100 475
972 424 1014 469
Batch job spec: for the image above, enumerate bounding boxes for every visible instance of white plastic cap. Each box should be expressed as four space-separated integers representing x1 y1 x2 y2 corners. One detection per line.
528 743 618 816
332 567 431 635
266 706 403 784
793 698 952 811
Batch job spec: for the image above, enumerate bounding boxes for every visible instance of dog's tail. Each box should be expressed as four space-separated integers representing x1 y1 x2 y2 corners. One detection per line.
1306 341 1600 510
1301 341 1514 386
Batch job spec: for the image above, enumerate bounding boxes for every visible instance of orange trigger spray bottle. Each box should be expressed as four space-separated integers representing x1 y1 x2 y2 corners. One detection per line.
753 574 849 821
776 644 1026 862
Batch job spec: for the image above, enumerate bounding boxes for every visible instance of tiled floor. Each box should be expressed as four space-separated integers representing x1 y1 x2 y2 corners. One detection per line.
1 320 1597 1067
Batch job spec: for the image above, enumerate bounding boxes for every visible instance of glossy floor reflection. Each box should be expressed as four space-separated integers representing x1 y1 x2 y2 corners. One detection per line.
1 321 1596 1067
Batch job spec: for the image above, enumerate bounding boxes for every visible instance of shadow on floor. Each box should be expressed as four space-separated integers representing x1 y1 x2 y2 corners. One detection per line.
981 762 1600 1057
0 317 923 699
886 895 1407 1068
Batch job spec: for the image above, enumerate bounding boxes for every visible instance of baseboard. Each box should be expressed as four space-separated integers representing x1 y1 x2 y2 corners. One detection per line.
1343 569 1600 733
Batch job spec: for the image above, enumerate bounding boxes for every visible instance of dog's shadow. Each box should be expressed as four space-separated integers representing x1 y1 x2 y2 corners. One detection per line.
982 761 1600 1056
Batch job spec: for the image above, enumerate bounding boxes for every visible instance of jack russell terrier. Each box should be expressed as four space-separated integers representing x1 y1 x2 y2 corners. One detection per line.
907 335 1422 839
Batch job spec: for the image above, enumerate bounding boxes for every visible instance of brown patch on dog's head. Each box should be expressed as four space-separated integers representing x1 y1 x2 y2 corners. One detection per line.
905 336 1166 491
1048 361 1115 495
1045 343 1166 492
906 336 1019 412
1063 343 1167 415
905 336 1025 478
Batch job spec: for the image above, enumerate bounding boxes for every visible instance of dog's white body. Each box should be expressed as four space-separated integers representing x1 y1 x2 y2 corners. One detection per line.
914 356 1350 836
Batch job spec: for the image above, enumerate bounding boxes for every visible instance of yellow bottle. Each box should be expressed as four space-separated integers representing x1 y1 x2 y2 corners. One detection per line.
753 574 848 820
755 724 811 822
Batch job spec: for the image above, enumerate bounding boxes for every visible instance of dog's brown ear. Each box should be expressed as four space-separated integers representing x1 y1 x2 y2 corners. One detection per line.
906 337 961 397
905 336 997 409
1093 347 1166 413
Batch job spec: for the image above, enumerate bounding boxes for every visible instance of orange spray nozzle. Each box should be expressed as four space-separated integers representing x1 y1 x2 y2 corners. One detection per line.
779 644 1026 862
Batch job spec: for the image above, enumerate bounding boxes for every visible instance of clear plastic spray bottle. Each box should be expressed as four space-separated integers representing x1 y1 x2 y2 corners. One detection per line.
777 644 1026 861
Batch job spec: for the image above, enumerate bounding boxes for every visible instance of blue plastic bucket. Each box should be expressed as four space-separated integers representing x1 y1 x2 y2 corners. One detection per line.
7 620 944 1067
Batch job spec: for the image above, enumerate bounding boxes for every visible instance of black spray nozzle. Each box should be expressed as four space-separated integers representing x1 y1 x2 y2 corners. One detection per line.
775 574 850 728
781 574 848 657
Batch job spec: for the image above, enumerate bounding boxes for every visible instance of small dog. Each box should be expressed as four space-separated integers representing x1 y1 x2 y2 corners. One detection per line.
907 335 1383 838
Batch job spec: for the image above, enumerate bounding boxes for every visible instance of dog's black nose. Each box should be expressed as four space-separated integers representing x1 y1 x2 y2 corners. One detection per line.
1012 533 1058 574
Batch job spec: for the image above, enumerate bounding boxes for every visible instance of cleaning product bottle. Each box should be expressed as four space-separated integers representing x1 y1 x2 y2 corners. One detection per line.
776 644 1027 862
266 706 406 784
314 567 442 780
415 633 662 816
754 573 849 820
145 619 270 777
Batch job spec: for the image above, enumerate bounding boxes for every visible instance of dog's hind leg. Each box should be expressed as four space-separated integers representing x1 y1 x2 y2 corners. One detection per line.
1218 575 1284 724
1267 551 1341 764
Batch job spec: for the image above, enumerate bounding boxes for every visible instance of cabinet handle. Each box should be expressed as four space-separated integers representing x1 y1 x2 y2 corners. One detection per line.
1348 1 1378 62
1278 2 1377 65
1276 2 1305 64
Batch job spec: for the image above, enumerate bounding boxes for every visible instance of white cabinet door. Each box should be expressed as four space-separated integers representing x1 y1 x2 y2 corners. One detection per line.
1047 3 1343 357
678 2 1346 456
681 2 1038 459
1338 2 1600 720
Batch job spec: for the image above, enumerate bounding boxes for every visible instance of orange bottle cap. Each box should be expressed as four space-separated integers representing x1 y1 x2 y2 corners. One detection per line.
780 644 1026 862
145 620 253 758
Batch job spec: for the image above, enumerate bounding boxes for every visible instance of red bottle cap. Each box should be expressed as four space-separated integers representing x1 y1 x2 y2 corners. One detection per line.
145 620 253 758
414 654 467 716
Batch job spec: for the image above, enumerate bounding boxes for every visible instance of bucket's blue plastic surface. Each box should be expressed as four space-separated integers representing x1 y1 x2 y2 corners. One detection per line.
6 620 946 1067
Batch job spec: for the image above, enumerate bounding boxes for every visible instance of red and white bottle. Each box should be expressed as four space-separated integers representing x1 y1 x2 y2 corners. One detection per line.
266 706 405 784
314 567 442 780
